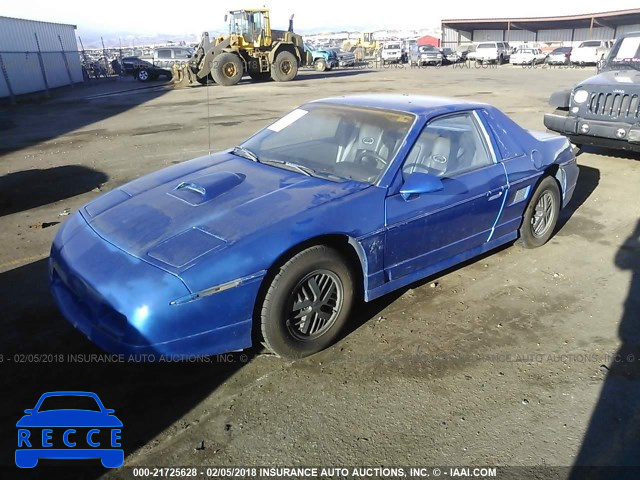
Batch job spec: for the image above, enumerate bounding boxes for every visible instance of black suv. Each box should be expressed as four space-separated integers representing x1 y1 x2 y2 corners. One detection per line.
544 32 640 153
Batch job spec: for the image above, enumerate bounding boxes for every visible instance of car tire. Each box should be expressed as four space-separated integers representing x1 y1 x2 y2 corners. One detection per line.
136 69 151 82
271 51 298 82
314 58 327 72
518 176 561 249
212 52 243 86
260 245 355 359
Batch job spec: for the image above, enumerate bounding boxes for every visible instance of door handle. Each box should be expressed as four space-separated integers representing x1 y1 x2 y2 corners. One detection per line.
487 188 504 201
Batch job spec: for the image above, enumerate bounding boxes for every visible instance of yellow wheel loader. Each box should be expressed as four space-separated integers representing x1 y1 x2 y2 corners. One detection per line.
172 9 311 87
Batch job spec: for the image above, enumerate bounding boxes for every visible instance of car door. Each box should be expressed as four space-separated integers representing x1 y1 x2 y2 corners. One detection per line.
384 111 507 281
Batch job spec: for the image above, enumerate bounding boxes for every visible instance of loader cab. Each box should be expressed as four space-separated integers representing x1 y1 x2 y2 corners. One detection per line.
226 9 272 48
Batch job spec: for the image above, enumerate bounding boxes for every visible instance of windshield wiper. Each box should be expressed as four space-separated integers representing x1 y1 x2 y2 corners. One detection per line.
232 145 259 162
260 158 314 177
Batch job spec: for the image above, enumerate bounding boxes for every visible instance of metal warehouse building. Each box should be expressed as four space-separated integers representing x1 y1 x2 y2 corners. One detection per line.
441 8 640 48
0 16 83 100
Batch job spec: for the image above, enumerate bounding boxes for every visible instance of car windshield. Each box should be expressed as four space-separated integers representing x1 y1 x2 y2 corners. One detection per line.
385 43 401 49
603 35 640 70
552 47 571 53
477 43 494 49
238 103 415 184
419 46 437 52
517 49 534 54
37 395 102 412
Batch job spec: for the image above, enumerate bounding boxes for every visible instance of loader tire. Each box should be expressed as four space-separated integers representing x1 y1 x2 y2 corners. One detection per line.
271 51 298 82
211 53 243 86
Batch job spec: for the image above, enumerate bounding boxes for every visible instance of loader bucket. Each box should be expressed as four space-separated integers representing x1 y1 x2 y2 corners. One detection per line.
171 64 193 88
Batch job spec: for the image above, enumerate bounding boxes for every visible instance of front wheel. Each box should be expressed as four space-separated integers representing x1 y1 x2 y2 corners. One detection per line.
314 58 327 72
211 52 243 86
260 245 355 359
271 51 298 82
518 176 561 248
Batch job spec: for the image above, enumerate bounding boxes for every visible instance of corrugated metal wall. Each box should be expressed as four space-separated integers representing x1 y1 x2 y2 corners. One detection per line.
616 23 640 36
573 27 616 42
537 29 574 42
442 27 472 48
473 30 503 41
505 30 536 42
0 16 83 98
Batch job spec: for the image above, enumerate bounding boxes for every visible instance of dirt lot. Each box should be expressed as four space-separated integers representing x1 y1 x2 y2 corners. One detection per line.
1 64 639 479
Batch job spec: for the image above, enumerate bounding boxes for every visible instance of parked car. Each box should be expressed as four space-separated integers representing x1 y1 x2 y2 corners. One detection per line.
381 42 406 64
409 45 444 66
510 48 547 65
570 40 613 65
50 94 578 360
474 41 511 64
331 49 356 67
546 47 572 65
544 31 640 153
123 47 194 82
440 48 462 63
305 44 338 72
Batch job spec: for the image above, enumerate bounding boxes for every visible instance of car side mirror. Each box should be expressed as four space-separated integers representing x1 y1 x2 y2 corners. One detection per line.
24 409 33 414
400 172 444 200
596 59 605 73
105 409 115 414
224 14 228 22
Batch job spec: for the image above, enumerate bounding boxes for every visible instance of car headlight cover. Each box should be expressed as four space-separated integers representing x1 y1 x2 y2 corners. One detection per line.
573 89 589 104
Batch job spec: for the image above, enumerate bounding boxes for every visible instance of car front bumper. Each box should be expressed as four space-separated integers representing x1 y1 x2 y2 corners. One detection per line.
544 112 640 152
49 213 260 357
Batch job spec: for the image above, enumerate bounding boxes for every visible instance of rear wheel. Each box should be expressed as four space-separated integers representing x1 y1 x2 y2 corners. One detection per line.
271 51 298 82
212 53 243 86
518 176 561 248
260 245 355 359
136 69 152 82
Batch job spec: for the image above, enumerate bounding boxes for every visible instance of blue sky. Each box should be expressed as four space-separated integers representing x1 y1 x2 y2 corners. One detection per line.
3 0 640 37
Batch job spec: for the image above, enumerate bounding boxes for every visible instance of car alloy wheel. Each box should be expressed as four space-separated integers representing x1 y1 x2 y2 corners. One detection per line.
287 269 343 341
531 191 555 238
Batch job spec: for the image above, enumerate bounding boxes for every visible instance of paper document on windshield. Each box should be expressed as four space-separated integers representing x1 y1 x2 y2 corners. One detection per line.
615 37 640 60
267 109 308 132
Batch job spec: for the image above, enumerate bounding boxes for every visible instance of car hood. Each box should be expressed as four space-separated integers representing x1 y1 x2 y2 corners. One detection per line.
16 411 123 427
579 69 640 88
83 153 368 270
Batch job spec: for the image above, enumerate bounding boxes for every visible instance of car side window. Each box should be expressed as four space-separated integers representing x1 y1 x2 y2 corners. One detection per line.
157 50 172 59
402 112 493 180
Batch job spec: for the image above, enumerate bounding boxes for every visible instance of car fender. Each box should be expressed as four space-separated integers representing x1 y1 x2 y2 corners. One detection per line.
549 89 571 108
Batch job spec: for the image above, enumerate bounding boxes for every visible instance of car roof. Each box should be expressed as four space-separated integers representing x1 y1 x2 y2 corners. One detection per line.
310 94 487 117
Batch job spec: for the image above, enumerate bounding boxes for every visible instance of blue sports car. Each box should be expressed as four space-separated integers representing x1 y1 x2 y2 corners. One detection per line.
50 95 579 359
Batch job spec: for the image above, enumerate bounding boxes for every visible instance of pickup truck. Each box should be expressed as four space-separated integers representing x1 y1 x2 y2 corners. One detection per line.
304 44 339 72
474 41 511 64
570 40 613 66
122 47 194 82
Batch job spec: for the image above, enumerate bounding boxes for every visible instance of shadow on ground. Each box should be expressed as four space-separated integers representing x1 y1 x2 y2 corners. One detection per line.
569 220 640 480
0 79 170 157
557 164 600 231
0 166 108 217
0 258 246 477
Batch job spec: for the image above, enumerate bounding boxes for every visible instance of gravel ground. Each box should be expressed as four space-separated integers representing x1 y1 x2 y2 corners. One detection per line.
1 64 638 479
